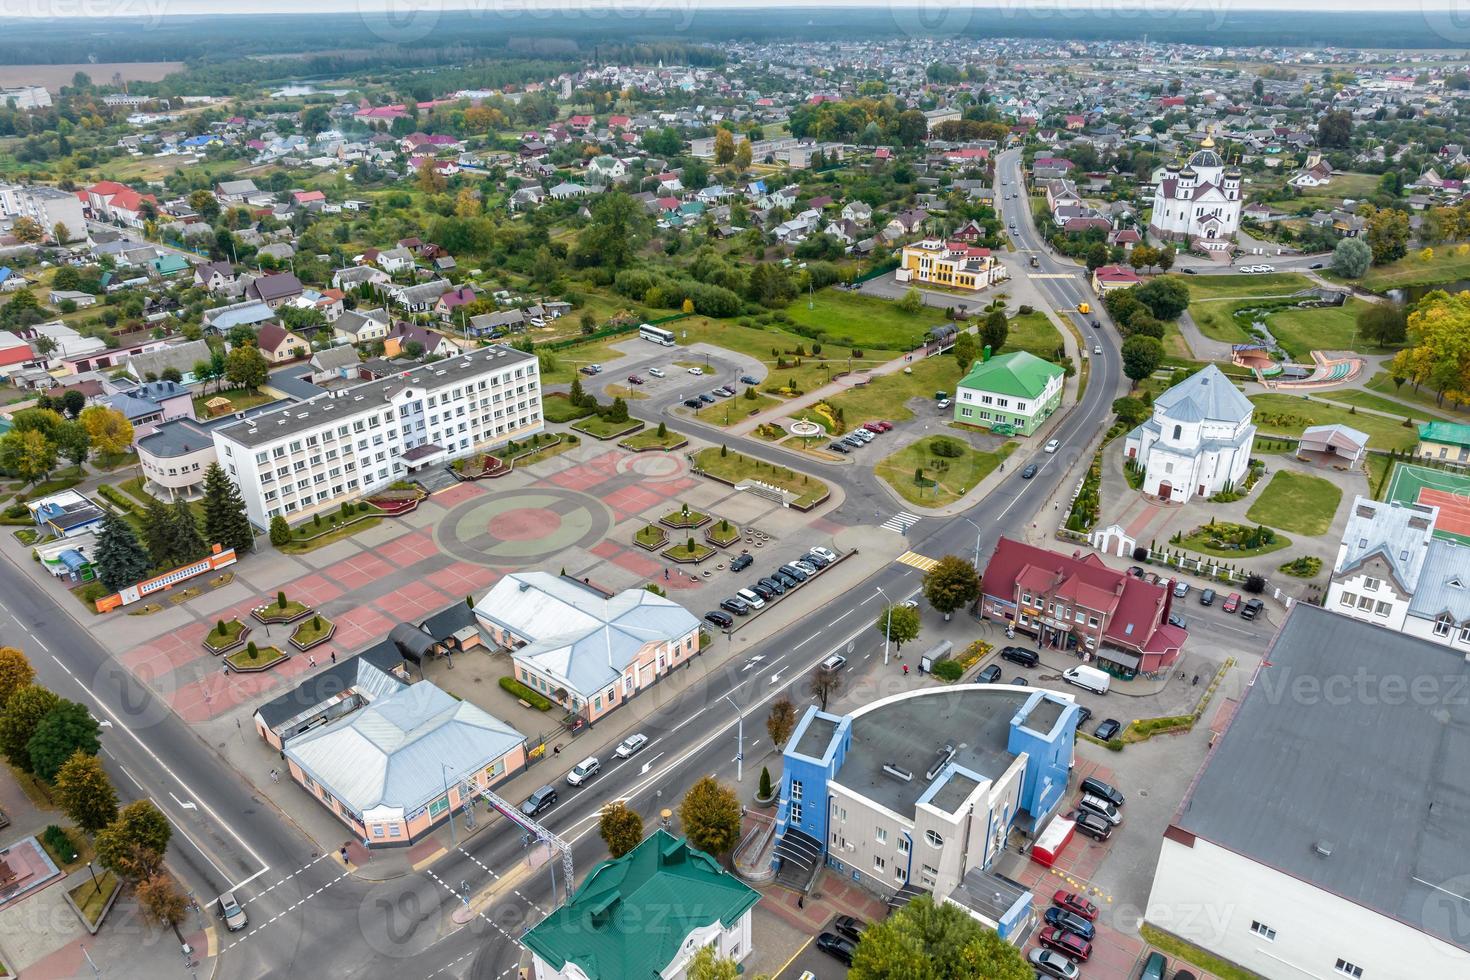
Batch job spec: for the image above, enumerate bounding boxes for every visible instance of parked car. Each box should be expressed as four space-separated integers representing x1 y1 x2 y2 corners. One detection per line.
778 564 809 583
792 559 818 576
687 366 704 376
521 785 558 817
1182 267 1198 274
1044 438 1060 453
579 365 599 376
841 435 864 448
815 933 856 966
736 588 765 610
1021 463 1038 479
720 596 751 616
566 757 600 786
1011 676 1029 686
1223 592 1241 613
852 429 874 443
1172 580 1190 598
803 551 832 569
1199 587 1216 606
739 374 759 385
1080 776 1125 808
773 571 800 589
821 654 848 672
1309 262 1325 270
683 398 703 409
810 546 838 563
827 441 850 454
1168 611 1187 629
1094 718 1122 740
1141 951 1169 980
977 664 1003 683
1038 926 1092 961
1078 793 1123 826
614 733 648 758
1127 565 1145 578
704 610 733 629
862 421 889 434
697 393 716 404
217 892 248 932
1075 704 1092 727
1028 947 1081 980
936 398 952 410
1045 907 1096 941
759 577 787 596
1241 597 1265 620
1072 808 1113 841
1053 891 1099 922
1000 645 1039 668
833 915 867 942
730 554 754 572
751 581 777 601
626 375 644 385
647 367 666 378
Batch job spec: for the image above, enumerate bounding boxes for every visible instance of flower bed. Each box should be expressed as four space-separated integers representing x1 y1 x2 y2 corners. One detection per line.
659 506 710 529
365 488 424 516
226 643 288 672
704 519 740 547
452 452 506 480
290 614 336 651
571 415 644 440
633 524 669 551
203 619 249 655
252 598 312 624
662 538 715 564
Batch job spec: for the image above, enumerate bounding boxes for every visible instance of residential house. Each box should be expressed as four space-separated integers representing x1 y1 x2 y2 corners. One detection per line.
255 323 309 364
124 339 212 385
244 273 305 309
332 308 391 345
384 321 458 359
195 261 238 294
954 350 1064 436
1092 265 1142 293
435 287 478 323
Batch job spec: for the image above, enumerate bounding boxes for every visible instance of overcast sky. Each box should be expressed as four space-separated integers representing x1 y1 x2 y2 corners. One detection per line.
9 0 1460 16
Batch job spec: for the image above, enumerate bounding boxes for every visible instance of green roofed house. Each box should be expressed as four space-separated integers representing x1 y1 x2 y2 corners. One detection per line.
523 830 760 980
954 349 1065 436
1416 420 1470 464
148 253 190 278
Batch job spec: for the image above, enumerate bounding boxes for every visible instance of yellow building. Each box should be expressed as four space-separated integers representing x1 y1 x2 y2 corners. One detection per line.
897 239 1008 292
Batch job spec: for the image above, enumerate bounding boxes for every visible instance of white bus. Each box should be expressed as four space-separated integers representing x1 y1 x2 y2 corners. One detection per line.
639 323 676 347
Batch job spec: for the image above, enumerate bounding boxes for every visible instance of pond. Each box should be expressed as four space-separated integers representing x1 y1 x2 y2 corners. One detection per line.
1387 279 1470 305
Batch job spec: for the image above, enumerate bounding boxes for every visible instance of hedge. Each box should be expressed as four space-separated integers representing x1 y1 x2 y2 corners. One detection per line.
499 676 553 711
96 484 142 514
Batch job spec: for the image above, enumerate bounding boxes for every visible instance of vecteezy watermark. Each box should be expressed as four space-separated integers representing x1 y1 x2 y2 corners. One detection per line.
0 0 169 25
359 0 445 45
884 0 1233 37
1419 874 1470 950
1255 663 1470 709
356 0 701 45
1423 0 1470 45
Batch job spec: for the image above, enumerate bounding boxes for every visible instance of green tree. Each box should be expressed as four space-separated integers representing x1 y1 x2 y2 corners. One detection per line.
922 555 981 618
0 647 35 710
1316 109 1353 149
576 192 650 270
93 511 152 592
27 700 101 782
766 697 797 749
850 895 1030 980
96 800 172 881
0 684 60 772
1331 237 1372 279
897 287 924 314
53 420 90 472
55 750 118 835
141 496 173 566
1112 396 1150 427
162 500 206 566
896 109 928 147
1357 302 1408 347
980 309 1009 353
1365 207 1411 266
1084 242 1110 271
201 462 255 553
713 128 735 166
225 344 269 391
1121 335 1165 388
687 946 741 980
0 429 57 485
952 331 977 372
678 777 742 856
874 603 921 651
598 801 644 859
1133 276 1191 320
269 515 291 546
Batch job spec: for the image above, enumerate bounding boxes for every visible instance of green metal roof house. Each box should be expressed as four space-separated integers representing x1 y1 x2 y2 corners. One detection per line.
1417 420 1470 463
523 830 761 980
149 253 191 277
954 350 1065 437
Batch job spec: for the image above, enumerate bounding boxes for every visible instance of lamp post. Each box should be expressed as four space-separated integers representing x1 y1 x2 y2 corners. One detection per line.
875 585 893 665
960 516 984 571
440 763 458 847
722 694 744 782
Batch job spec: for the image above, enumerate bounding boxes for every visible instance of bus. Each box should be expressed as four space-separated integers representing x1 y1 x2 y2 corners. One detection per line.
639 323 676 347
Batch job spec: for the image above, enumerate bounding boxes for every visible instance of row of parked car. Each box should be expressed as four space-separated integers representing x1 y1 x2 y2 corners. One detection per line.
1030 778 1129 973
826 419 893 455
703 546 840 628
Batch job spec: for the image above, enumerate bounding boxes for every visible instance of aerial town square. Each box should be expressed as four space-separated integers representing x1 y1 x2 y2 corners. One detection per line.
0 3 1465 978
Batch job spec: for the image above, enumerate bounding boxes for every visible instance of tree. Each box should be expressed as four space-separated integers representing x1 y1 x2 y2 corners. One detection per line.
809 663 845 711
55 750 118 835
96 800 172 880
1084 242 1110 272
54 420 89 472
1331 237 1372 278
0 647 34 710
79 405 134 458
980 309 1008 353
1366 207 1410 265
1134 276 1191 320
598 801 643 858
874 604 921 651
734 140 752 172
137 873 189 943
11 216 42 244
1317 109 1353 149
850 895 1030 980
897 287 923 314
1121 335 1165 387
269 514 291 546
687 946 741 980
951 331 977 372
922 556 981 618
141 496 172 566
766 698 797 749
678 777 741 856
199 462 253 553
1357 302 1408 347
0 684 59 772
713 128 736 166
577 192 649 270
416 156 446 194
225 344 269 391
1156 246 1175 272
1112 396 1150 427
94 511 152 592
27 699 101 782
0 429 56 485
896 109 928 147
163 499 206 566
60 389 86 419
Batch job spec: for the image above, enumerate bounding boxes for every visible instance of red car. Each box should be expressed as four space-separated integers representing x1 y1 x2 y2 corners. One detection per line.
626 375 645 385
1038 926 1092 962
1052 890 1098 921
1223 592 1241 613
865 420 894 432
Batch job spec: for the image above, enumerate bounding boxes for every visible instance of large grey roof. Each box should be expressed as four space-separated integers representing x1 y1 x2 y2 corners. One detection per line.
1407 539 1470 624
1336 497 1437 594
126 340 211 380
1153 364 1253 426
1175 603 1470 951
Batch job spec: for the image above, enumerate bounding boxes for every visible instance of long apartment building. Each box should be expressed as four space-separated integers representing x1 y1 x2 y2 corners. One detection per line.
212 344 541 527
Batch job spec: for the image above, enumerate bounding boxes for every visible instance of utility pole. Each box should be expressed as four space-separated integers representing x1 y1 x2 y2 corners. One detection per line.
440 764 458 847
723 694 744 782
876 585 893 665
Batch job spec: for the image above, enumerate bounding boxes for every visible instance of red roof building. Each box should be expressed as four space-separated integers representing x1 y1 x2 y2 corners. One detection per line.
979 537 1184 676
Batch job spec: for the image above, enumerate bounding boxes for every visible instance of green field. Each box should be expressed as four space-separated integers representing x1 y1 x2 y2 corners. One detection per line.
1366 371 1470 418
1264 299 1385 358
1355 247 1470 291
1246 471 1343 536
1261 171 1381 215
690 447 829 508
1318 387 1450 422
674 315 902 401
1384 463 1470 545
999 311 1065 360
1250 393 1420 451
1185 272 1312 303
782 289 937 350
804 355 963 430
874 435 1016 508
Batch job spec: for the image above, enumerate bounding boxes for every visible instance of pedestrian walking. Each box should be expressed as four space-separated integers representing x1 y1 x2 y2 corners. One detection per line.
269 769 279 783
902 664 909 676
340 846 350 864
307 655 317 668
330 651 337 664
1192 673 1200 686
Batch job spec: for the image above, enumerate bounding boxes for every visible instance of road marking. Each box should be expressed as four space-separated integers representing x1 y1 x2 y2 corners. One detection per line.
881 511 920 533
772 934 816 979
223 869 351 950
1028 273 1076 280
169 791 197 811
639 752 664 775
896 550 939 572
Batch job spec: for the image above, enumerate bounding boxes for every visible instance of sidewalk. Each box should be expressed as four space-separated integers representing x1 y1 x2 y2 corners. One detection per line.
0 889 218 980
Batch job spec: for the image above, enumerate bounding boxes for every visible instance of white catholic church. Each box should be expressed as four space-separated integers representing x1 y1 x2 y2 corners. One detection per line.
1148 133 1243 251
1124 365 1256 503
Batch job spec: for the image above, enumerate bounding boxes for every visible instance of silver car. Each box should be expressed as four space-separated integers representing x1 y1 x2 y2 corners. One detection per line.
217 892 248 932
614 733 648 758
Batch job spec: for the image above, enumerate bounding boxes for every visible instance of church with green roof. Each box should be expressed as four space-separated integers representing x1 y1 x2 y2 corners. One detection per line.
523 830 761 980
953 349 1065 436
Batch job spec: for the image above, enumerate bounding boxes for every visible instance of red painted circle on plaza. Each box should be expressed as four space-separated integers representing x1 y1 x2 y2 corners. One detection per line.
488 507 561 541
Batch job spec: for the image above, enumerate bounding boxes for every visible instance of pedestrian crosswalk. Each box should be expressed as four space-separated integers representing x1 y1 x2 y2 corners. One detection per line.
881 511 921 533
897 550 940 572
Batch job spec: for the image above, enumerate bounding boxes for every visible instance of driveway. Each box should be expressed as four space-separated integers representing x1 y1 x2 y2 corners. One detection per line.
855 272 1004 316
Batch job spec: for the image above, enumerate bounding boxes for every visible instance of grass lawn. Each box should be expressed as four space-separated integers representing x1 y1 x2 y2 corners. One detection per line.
1355 246 1470 291
570 415 642 439
1365 371 1470 419
1366 452 1395 500
68 869 119 924
255 598 309 621
1319 387 1452 421
277 517 382 553
660 507 708 526
691 447 829 508
540 337 633 385
1264 298 1391 358
226 644 287 670
1179 524 1292 558
807 355 963 430
91 451 138 472
782 289 936 350
1139 925 1258 980
874 435 1017 508
542 392 594 423
1184 272 1311 303
602 383 648 401
694 391 780 426
634 524 668 547
514 438 578 468
707 519 740 545
1000 311 1065 360
620 426 686 450
673 316 901 399
204 619 246 651
1246 471 1343 536
1261 171 1381 214
1250 393 1420 451
291 614 334 647
193 387 275 416
663 539 715 562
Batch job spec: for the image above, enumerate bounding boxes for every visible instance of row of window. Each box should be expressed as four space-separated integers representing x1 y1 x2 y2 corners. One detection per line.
1019 591 1101 629
1337 591 1394 619
959 407 1028 426
1249 922 1361 978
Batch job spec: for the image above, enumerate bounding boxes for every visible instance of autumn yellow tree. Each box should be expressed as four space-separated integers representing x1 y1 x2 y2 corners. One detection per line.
1391 290 1470 407
713 128 735 166
416 157 446 194
79 405 134 459
454 187 481 218
734 140 752 172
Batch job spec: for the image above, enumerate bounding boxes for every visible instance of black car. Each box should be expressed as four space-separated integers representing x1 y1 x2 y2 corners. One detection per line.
977 664 1002 684
804 551 832 569
697 393 716 404
683 398 703 409
827 441 850 454
773 571 799 589
1011 676 1030 687
720 596 751 616
1127 565 1145 578
740 374 759 385
1309 262 1324 270
778 564 809 583
1168 611 1187 629
1021 463 1038 479
1182 267 1198 275
834 914 867 942
1241 597 1265 620
1072 808 1112 841
759 576 786 596
730 553 754 572
1094 718 1122 740
815 932 857 966
521 785 558 817
1044 907 1096 941
751 581 777 601
1075 705 1093 727
704 610 734 629
1000 645 1039 668
1199 588 1216 606
1080 776 1125 808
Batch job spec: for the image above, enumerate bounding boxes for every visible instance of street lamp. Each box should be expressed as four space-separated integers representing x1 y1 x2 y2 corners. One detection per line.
722 694 744 782
875 585 893 665
960 516 984 571
440 763 458 847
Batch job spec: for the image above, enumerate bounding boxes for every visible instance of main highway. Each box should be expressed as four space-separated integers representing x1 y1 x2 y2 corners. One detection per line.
0 145 1124 978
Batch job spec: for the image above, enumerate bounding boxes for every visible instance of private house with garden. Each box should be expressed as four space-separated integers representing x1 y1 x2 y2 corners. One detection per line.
953 350 1064 436
1123 364 1256 504
473 572 701 725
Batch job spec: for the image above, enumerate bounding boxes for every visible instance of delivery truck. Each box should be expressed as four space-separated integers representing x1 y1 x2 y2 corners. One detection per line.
1061 664 1111 695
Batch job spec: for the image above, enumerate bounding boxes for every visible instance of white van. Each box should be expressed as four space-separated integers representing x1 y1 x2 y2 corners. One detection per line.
1062 665 1110 695
736 588 766 610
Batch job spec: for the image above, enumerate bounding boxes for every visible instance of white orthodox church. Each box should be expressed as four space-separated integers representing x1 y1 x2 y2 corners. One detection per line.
1148 133 1243 251
1124 365 1256 504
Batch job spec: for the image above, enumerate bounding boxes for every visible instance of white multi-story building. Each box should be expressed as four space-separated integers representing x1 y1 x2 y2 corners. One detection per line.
1123 365 1255 503
212 344 541 528
1326 496 1470 651
0 183 87 242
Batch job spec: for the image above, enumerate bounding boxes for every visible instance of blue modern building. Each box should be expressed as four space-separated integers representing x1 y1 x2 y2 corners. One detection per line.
772 685 1078 939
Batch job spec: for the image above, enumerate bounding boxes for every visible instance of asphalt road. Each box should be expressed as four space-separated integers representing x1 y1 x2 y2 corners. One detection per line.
3 150 1128 978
